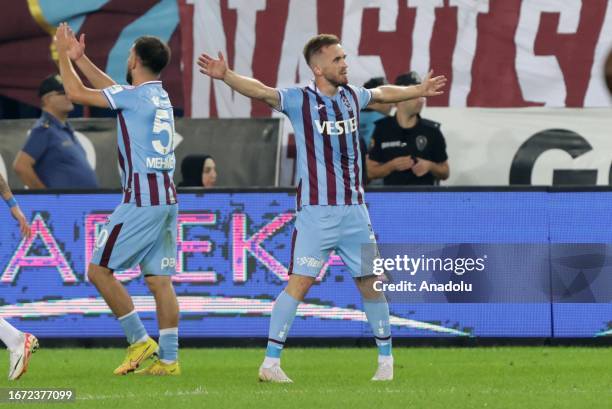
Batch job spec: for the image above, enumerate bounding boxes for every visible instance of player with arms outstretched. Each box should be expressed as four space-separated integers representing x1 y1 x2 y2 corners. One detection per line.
54 23 180 375
0 173 36 380
197 34 446 382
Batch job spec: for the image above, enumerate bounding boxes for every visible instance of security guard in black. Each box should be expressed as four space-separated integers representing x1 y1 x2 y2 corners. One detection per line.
367 71 449 186
368 115 448 185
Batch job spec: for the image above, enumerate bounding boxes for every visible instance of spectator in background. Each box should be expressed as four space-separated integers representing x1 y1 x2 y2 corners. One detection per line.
360 77 393 149
13 74 98 189
359 77 393 184
367 71 449 185
179 154 217 187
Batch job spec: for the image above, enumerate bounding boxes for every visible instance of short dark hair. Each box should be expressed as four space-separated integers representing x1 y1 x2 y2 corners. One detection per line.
133 36 171 75
303 34 340 65
38 74 64 97
363 77 387 89
395 71 421 86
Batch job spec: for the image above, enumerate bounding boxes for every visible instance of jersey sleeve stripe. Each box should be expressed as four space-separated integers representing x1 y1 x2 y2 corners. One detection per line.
276 89 284 112
101 89 117 110
364 88 373 107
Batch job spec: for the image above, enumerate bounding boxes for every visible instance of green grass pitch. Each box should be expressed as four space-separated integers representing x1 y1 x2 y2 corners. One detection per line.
0 347 610 408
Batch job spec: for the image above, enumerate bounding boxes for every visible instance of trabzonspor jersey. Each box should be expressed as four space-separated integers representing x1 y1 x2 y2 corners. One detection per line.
102 81 177 207
277 82 371 207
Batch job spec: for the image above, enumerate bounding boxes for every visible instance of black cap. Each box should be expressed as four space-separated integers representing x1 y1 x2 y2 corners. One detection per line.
395 71 421 86
363 77 387 89
38 74 65 97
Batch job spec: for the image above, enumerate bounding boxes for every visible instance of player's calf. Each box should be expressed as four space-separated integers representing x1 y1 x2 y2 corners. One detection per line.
356 276 394 381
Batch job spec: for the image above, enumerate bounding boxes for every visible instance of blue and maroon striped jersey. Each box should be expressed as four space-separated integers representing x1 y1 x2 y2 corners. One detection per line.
102 81 178 207
277 82 372 207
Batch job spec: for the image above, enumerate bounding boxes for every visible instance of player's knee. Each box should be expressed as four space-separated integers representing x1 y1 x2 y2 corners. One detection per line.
286 275 314 299
357 275 386 300
145 276 173 294
87 264 110 284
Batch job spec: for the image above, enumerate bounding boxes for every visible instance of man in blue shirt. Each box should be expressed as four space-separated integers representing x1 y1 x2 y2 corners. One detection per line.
359 77 392 184
359 77 393 150
13 74 98 189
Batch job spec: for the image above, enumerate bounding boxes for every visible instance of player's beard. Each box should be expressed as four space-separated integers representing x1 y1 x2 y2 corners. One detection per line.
126 67 133 85
325 72 348 87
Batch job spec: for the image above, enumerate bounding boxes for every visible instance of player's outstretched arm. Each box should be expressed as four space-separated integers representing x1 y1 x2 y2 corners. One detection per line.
66 29 116 89
55 23 109 109
0 173 31 238
369 70 447 105
197 52 280 110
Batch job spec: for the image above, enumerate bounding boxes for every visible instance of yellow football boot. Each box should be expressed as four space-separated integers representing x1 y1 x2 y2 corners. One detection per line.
113 337 158 375
135 358 181 376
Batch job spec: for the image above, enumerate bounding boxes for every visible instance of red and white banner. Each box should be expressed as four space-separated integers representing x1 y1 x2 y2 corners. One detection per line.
180 0 612 116
179 0 612 185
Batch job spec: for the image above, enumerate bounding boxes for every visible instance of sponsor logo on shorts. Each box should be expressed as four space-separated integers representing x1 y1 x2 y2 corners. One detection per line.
296 257 324 269
161 257 177 269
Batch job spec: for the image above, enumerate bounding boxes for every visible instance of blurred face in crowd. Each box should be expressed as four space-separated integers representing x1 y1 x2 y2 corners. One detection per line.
396 95 424 117
42 90 74 115
311 44 349 87
202 158 217 187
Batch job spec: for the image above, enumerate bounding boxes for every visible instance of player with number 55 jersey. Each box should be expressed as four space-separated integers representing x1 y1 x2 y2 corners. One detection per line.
103 81 178 207
54 23 180 376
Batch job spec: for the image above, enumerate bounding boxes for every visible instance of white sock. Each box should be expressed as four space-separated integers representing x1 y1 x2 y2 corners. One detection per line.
160 359 175 364
378 354 393 364
262 356 280 368
136 334 149 344
0 319 24 351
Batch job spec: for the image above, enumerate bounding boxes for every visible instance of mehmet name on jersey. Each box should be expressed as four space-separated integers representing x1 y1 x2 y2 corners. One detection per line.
146 156 175 170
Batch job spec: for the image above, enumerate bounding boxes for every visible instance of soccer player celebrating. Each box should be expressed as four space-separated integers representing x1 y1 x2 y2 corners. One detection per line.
0 173 36 380
197 34 446 382
54 23 180 375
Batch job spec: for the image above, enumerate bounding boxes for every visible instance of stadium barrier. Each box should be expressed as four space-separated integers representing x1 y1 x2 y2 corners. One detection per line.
0 118 282 188
0 187 611 340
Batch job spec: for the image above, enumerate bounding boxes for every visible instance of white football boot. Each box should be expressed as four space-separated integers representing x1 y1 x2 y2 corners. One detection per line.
8 333 39 381
258 363 293 383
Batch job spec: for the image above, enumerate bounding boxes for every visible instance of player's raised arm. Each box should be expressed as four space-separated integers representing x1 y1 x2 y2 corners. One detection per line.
54 23 110 108
66 29 116 89
369 70 447 105
197 52 280 110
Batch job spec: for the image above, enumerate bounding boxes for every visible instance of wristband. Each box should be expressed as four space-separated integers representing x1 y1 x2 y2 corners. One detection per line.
5 197 17 208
